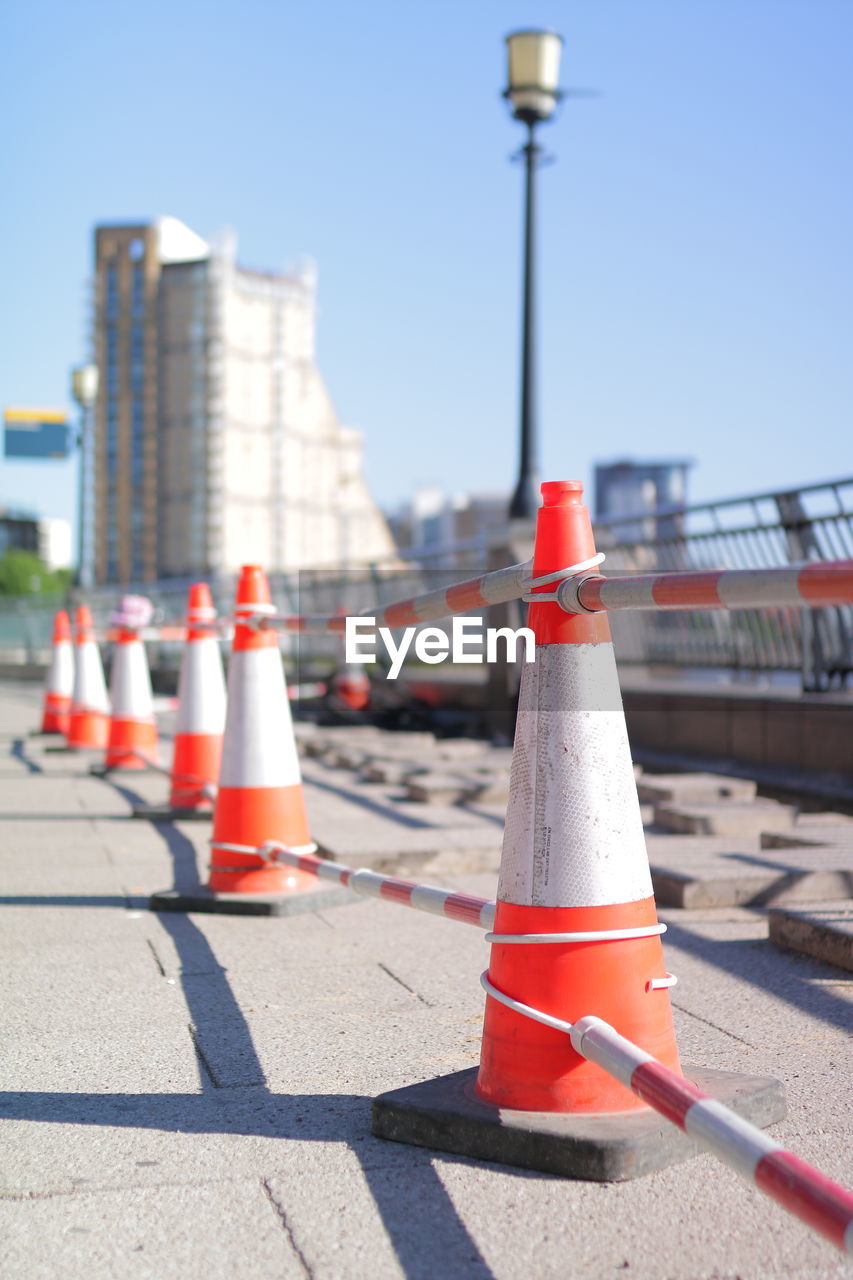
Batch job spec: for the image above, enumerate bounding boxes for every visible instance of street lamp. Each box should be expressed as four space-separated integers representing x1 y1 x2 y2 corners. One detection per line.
503 29 564 523
70 364 98 589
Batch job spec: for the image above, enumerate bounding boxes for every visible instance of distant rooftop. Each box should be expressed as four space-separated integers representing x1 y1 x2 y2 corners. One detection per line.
155 216 209 264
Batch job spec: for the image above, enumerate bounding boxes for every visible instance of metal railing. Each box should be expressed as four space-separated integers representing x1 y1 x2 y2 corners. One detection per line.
1 477 851 691
593 477 853 690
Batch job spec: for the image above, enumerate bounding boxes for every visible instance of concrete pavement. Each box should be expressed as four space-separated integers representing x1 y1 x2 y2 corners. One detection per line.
0 679 851 1279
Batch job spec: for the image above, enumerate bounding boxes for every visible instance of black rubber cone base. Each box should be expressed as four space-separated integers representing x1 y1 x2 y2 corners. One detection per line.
149 884 356 917
90 763 156 778
132 804 214 822
372 1064 785 1182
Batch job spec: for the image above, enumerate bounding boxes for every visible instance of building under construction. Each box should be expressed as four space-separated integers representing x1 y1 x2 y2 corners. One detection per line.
87 217 394 585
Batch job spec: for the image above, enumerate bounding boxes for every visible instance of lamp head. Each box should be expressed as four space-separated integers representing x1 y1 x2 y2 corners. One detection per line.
504 29 564 125
71 365 99 408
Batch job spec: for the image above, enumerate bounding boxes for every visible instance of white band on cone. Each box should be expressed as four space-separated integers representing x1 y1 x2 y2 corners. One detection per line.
498 642 652 908
175 637 226 735
110 640 155 718
72 643 110 714
218 647 302 788
46 642 74 697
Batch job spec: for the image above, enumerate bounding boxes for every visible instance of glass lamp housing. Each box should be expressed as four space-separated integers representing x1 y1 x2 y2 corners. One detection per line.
504 29 564 122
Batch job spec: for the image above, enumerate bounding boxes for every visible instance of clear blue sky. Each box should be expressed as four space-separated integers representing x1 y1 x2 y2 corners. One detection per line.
1 0 851 537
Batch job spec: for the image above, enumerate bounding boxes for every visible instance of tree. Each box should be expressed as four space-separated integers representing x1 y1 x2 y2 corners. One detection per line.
0 550 66 596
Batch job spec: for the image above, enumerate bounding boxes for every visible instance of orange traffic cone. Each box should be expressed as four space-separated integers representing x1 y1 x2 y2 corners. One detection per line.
476 479 681 1114
40 610 74 734
372 481 782 1178
132 584 224 819
150 565 353 915
329 662 371 714
208 565 315 894
168 582 226 811
101 609 159 771
66 606 110 750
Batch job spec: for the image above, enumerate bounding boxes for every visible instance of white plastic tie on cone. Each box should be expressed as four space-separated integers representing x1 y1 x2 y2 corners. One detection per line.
498 642 652 908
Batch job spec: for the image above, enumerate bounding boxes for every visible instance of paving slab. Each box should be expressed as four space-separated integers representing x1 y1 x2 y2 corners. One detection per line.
650 843 853 908
403 771 486 804
0 1181 305 1280
301 761 502 873
637 771 758 804
1 681 852 1280
654 798 796 837
768 901 853 973
360 756 426 784
763 822 853 851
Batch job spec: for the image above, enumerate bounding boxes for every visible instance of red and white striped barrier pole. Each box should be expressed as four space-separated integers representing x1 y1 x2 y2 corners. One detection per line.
121 557 853 643
229 557 853 635
246 559 536 635
563 560 853 615
481 983 853 1256
570 1017 853 1256
229 836 853 1254
222 840 496 930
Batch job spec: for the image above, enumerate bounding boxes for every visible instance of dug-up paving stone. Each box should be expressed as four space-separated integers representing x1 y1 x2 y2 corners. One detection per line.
637 772 757 805
328 745 377 769
316 819 502 875
359 729 436 751
359 757 426 785
653 798 795 838
794 810 853 827
404 772 482 805
431 738 494 761
300 725 392 759
463 773 510 804
404 767 511 806
768 899 853 972
649 840 853 909
334 731 442 769
361 744 510 787
760 822 853 853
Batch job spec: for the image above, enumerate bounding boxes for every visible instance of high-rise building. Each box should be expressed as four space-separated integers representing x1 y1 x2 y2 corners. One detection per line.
594 458 692 544
89 217 394 584
387 488 509 570
0 507 40 558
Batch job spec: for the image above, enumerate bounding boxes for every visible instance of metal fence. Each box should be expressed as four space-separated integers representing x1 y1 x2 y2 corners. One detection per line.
1 477 851 691
594 476 853 690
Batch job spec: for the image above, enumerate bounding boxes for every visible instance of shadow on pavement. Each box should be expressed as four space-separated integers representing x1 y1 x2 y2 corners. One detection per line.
0 813 495 1279
304 773 433 830
661 916 853 1036
9 739 43 773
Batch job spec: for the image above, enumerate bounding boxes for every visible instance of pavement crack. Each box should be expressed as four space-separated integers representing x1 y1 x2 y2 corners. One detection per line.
261 1180 313 1276
146 939 167 976
670 998 756 1047
188 1024 222 1086
377 961 433 1007
311 911 337 930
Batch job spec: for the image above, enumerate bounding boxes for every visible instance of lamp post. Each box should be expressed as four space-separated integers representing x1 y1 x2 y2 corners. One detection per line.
503 29 564 523
70 364 98 589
